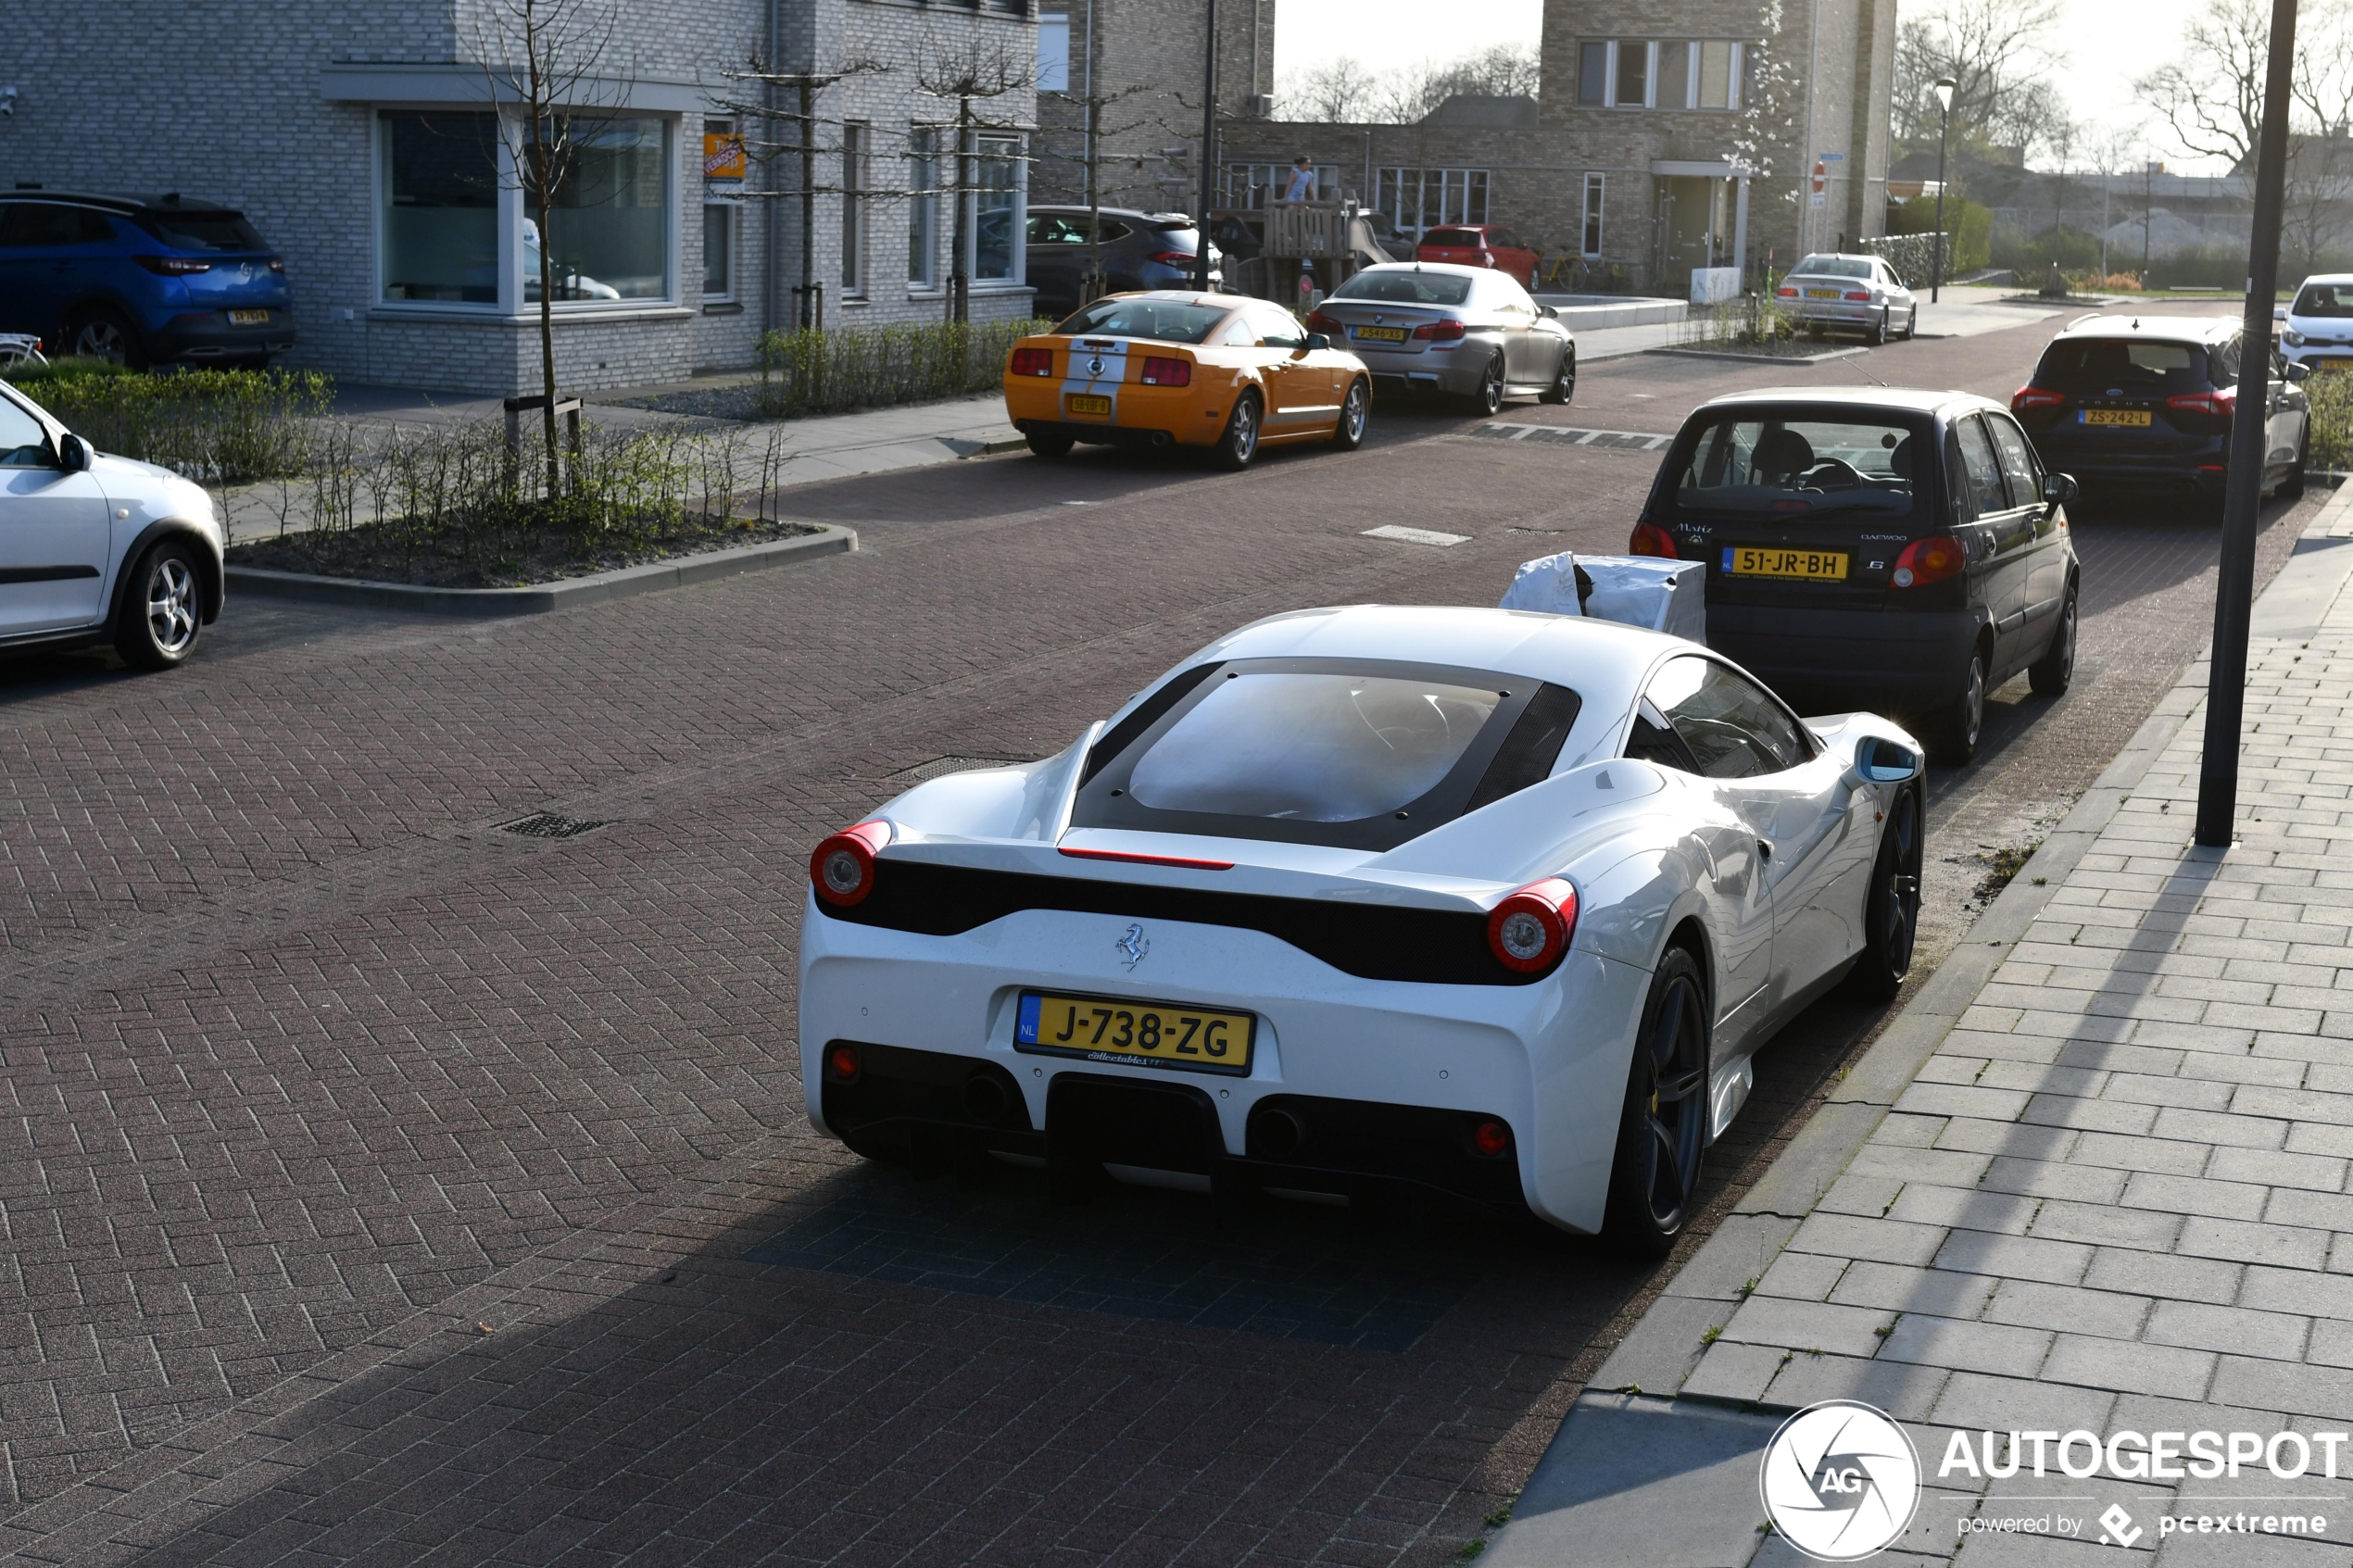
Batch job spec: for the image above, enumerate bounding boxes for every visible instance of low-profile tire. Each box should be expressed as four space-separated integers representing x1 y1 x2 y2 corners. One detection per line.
2028 584 2079 696
1209 389 1262 471
1465 351 1505 417
69 306 148 370
1903 306 1919 340
1025 429 1075 458
1329 376 1369 450
115 539 205 671
1600 947 1711 1258
1924 644 1989 765
1848 786 1924 1001
1539 346 1577 405
1867 307 1888 346
2282 426 2309 498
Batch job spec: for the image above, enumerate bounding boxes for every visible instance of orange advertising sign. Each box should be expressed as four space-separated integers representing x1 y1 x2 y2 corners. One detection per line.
704 132 746 182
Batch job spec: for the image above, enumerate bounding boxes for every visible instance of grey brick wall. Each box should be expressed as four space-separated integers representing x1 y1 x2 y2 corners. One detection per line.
2 0 1037 395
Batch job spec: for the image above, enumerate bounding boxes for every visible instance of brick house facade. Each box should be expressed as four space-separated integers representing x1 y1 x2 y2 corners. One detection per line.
0 0 1039 395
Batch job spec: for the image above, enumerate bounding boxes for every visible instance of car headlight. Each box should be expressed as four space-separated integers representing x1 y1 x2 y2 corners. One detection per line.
2286 330 2307 346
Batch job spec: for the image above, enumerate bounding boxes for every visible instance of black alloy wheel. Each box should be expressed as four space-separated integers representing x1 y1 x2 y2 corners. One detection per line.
1850 787 1924 1000
1330 377 1370 449
1540 346 1577 405
2029 586 2079 696
1467 352 1505 417
70 307 148 370
1210 390 1261 471
1602 947 1710 1256
1927 646 1988 765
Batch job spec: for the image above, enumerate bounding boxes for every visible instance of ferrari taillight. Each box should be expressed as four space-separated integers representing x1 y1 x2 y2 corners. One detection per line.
1140 355 1192 386
1488 877 1576 973
1008 346 1053 377
1629 521 1680 558
1891 534 1966 589
1414 319 1467 342
811 820 891 907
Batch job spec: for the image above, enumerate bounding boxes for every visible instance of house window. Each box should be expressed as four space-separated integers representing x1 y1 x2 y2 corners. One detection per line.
841 121 868 297
1700 42 1739 109
703 116 736 303
525 115 671 304
1657 42 1690 109
379 111 500 305
1614 42 1649 107
909 126 940 291
974 132 1023 282
1221 162 1340 208
1376 169 1490 235
1038 13 1071 92
1578 43 1607 106
1582 173 1604 256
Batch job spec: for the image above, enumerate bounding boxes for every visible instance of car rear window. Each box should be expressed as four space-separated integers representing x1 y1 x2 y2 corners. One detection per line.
1333 270 1474 306
1792 256 1873 279
1422 228 1482 247
134 208 268 252
1055 297 1230 344
1666 413 1924 519
2296 283 2353 317
1072 659 1583 850
2034 337 2208 391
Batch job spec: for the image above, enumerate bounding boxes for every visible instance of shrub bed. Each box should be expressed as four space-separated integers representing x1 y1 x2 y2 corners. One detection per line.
755 317 1053 419
4 358 332 483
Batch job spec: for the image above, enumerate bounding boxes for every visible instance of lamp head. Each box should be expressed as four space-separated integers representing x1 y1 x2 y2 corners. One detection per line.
1932 78 1957 115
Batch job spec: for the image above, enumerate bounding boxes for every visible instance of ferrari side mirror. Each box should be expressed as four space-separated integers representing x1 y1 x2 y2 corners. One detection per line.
1856 736 1920 783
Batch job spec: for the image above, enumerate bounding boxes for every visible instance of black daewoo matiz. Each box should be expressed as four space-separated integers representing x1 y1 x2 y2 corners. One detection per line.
1628 387 2082 764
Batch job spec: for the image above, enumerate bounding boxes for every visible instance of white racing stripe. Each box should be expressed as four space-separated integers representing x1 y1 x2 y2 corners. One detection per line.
1059 337 1130 424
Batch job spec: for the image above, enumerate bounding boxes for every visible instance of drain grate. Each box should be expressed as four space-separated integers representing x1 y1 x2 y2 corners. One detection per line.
888 756 1021 784
499 811 608 839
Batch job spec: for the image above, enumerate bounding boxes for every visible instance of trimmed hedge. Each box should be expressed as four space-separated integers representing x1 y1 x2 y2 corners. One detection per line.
754 317 1054 420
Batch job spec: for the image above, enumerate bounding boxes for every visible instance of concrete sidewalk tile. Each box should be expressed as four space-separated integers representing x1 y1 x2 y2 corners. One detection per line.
2084 1248 2245 1306
1718 1297 1894 1359
2262 1188 2353 1233
2176 1218 2334 1272
1788 1212 1948 1270
2206 1147 2349 1195
1887 1184 2040 1236
2098 1073 2236 1112
1757 1350 1951 1422
2120 1172 2271 1223
2144 1531 2347 1566
1591 1296 1741 1397
1934 1117 2078 1162
2042 1334 2216 1399
1828 1262 1998 1321
1664 1214 1806 1302
2150 1107 2291 1150
1933 1231 2093 1287
1982 1279 2152 1340
2239 1263 2353 1320
2027 1200 2186 1250
1850 1144 1992 1189
1979 1155 2128 1205
1678 1341 1785 1403
2143 1301 2312 1362
2285 1121 2353 1160
2063 1132 2215 1181
1753 1250 1848 1305
1896 1083 2036 1122
2023 1094 2160 1135
1878 1314 2053 1377
1928 1371 2118 1435
1818 1172 1908 1218
2300 1317 2353 1370
2210 1355 2353 1421
1879 1113 1950 1148
2054 1039 2184 1077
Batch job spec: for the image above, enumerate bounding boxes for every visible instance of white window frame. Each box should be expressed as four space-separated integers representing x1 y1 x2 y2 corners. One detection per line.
1582 173 1605 257
841 119 869 299
968 131 1027 290
702 116 737 305
908 124 941 294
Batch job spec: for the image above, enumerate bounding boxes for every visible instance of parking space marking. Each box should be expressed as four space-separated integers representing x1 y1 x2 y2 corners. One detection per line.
1363 524 1472 547
1471 422 1675 450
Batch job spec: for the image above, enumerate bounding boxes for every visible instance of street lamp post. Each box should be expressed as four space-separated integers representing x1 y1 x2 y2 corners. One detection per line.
1931 77 1956 303
1195 0 1218 291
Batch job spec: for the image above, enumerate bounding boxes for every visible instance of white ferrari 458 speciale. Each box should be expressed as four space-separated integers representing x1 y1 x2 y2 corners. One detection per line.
799 605 1926 1252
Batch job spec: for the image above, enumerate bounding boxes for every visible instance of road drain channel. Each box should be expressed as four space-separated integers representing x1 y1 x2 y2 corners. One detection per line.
499 812 609 839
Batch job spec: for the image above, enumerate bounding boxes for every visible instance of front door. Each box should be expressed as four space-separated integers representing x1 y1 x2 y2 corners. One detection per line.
0 397 111 635
1247 302 1329 430
1983 411 2067 649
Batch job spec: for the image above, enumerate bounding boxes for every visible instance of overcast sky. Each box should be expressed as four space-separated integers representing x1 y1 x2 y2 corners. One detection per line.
1273 0 2217 171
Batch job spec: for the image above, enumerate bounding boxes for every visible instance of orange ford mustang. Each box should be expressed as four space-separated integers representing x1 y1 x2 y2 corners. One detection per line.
1003 291 1372 470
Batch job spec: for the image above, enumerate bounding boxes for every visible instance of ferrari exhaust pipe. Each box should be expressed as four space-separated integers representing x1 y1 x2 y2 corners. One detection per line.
1254 1107 1308 1158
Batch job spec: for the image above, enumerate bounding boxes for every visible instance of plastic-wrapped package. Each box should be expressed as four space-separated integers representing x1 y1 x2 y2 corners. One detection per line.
1499 551 1707 644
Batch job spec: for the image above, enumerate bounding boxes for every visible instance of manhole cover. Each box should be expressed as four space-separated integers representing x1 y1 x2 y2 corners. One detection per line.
499 812 607 839
888 756 1021 784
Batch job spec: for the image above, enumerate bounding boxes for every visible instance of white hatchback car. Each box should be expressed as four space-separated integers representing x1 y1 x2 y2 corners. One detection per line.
1775 253 1919 345
2278 274 2353 370
0 379 222 669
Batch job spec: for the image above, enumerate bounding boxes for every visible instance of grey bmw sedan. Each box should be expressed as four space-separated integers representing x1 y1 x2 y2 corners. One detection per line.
1306 262 1576 415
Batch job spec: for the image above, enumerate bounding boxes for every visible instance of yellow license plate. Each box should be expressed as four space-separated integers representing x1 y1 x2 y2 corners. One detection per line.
2319 358 2353 370
2081 408 2152 427
1806 288 1841 298
227 309 271 325
1722 546 1849 581
1064 394 1113 418
1014 990 1254 1076
1353 325 1409 342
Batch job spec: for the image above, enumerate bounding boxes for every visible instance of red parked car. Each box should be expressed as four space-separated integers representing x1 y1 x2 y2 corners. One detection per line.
1416 225 1541 289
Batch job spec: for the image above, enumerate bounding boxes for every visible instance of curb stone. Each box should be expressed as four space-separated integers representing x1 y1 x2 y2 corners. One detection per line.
1486 480 2353 1568
226 523 857 616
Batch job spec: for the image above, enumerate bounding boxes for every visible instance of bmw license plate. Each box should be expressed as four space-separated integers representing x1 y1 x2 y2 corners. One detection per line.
1722 546 1849 581
1805 288 1841 299
2081 408 2152 427
1014 990 1254 1075
227 309 271 325
1064 394 1113 418
1353 325 1409 342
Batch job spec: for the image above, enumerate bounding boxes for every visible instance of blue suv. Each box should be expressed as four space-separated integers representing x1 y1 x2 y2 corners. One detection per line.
0 191 295 369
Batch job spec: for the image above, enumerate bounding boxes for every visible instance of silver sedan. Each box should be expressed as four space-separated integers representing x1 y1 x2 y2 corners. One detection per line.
1774 254 1918 345
1306 262 1576 415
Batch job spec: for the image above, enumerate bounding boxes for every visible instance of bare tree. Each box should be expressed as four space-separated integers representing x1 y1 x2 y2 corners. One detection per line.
1279 43 1540 126
1042 80 1169 306
1279 56 1380 122
913 31 1034 323
1894 0 2066 147
711 52 887 331
471 0 632 501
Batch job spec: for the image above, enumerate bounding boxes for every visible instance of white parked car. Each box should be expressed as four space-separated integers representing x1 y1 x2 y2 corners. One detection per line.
0 379 222 669
799 606 1927 1253
1775 254 1919 345
2278 273 2353 370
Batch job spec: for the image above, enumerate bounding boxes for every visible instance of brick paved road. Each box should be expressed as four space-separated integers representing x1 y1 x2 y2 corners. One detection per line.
0 307 2317 1566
